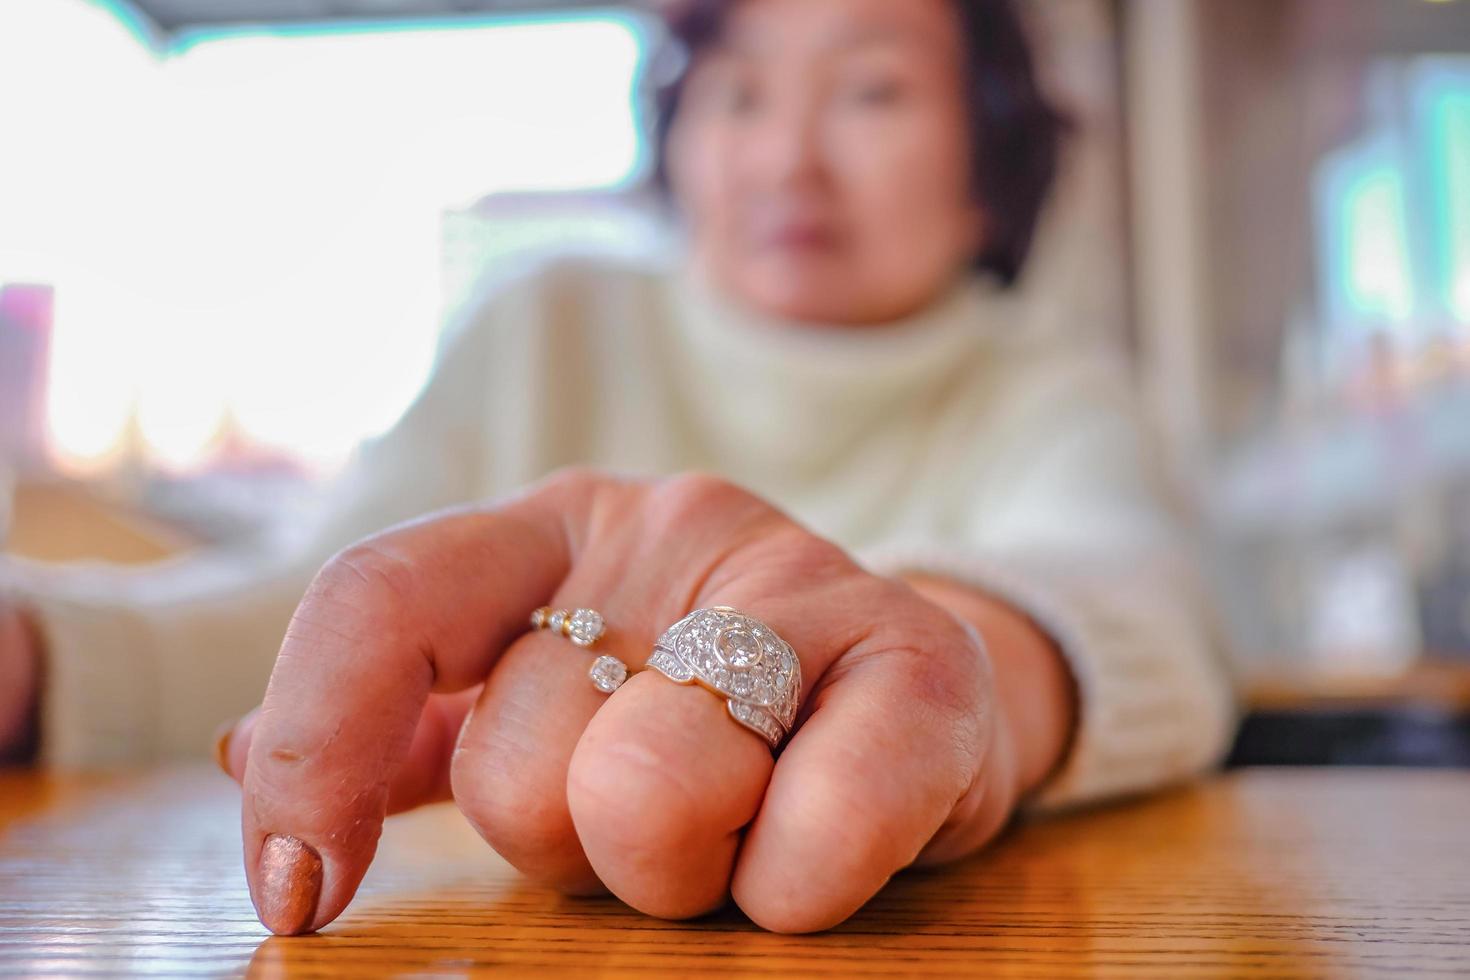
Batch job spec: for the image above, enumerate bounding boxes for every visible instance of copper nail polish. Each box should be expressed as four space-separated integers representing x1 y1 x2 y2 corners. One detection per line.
211 717 237 777
257 834 323 935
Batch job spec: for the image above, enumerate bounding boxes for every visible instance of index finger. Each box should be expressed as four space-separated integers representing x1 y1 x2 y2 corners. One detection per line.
241 472 587 935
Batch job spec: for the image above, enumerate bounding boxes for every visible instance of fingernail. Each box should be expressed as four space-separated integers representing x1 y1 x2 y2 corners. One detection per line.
257 834 323 935
211 716 238 777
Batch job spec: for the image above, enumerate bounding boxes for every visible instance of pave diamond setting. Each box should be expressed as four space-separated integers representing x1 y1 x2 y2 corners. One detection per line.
646 606 801 749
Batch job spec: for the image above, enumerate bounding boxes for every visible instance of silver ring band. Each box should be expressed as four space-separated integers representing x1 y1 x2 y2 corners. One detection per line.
645 606 801 749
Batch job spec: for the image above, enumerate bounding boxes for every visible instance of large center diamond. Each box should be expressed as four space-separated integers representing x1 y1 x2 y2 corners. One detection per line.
715 626 764 669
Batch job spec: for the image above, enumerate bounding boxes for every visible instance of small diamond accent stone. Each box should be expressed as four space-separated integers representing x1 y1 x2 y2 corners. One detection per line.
588 655 628 693
647 648 693 681
728 702 784 748
548 609 568 633
566 608 605 647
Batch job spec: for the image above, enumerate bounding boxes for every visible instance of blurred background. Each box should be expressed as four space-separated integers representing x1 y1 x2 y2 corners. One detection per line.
2 0 1468 765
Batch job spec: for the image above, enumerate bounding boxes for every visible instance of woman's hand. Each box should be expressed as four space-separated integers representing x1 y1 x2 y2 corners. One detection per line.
217 469 1047 934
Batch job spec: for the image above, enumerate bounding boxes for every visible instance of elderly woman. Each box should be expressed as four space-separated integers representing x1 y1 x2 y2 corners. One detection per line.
0 0 1234 936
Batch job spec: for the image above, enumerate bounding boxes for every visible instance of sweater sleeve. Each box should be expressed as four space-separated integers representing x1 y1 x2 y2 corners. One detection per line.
4 311 495 768
856 352 1238 812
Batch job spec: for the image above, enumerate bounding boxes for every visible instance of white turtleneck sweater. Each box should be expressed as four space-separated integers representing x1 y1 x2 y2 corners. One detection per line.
11 256 1236 810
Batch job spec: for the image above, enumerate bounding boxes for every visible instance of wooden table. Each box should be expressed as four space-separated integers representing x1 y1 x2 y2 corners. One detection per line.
1 767 1467 977
1244 660 1470 714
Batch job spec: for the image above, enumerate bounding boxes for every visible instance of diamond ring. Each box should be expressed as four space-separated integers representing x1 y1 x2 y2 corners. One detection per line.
530 606 628 694
645 606 801 749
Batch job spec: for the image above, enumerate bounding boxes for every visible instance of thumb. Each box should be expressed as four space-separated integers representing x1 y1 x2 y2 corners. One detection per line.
214 690 478 815
237 477 582 935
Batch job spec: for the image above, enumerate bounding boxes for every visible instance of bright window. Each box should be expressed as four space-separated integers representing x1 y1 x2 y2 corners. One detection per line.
1314 57 1470 368
0 0 648 475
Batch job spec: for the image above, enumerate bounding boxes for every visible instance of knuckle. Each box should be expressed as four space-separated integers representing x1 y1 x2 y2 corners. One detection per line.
649 471 855 583
720 527 865 617
541 463 602 494
895 640 983 715
566 738 707 856
277 544 423 663
882 626 990 776
312 542 420 618
532 466 649 543
535 464 617 507
451 747 578 864
767 526 856 582
652 471 760 526
734 777 896 934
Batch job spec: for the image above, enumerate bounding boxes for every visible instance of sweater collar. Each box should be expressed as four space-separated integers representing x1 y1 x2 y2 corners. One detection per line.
663 259 1005 476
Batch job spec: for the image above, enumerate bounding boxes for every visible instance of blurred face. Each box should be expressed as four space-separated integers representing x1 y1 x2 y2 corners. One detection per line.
666 0 983 326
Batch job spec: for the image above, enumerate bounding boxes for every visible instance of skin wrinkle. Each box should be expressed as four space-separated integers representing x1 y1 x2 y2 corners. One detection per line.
534 466 600 556
578 736 758 854
281 611 375 649
807 576 887 650
750 771 921 918
308 782 386 850
454 715 606 892
318 545 456 693
805 642 982 830
674 525 770 620
918 771 1012 866
594 475 790 628
332 546 422 610
252 685 413 846
579 472 628 552
786 619 876 730
464 793 576 863
406 710 457 810
926 776 986 845
465 689 550 779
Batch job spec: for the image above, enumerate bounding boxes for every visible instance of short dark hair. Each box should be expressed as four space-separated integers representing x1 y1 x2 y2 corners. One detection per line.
648 0 1066 287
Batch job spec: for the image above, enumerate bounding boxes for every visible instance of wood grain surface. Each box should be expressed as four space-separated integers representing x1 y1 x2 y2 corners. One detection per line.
1 767 1467 977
